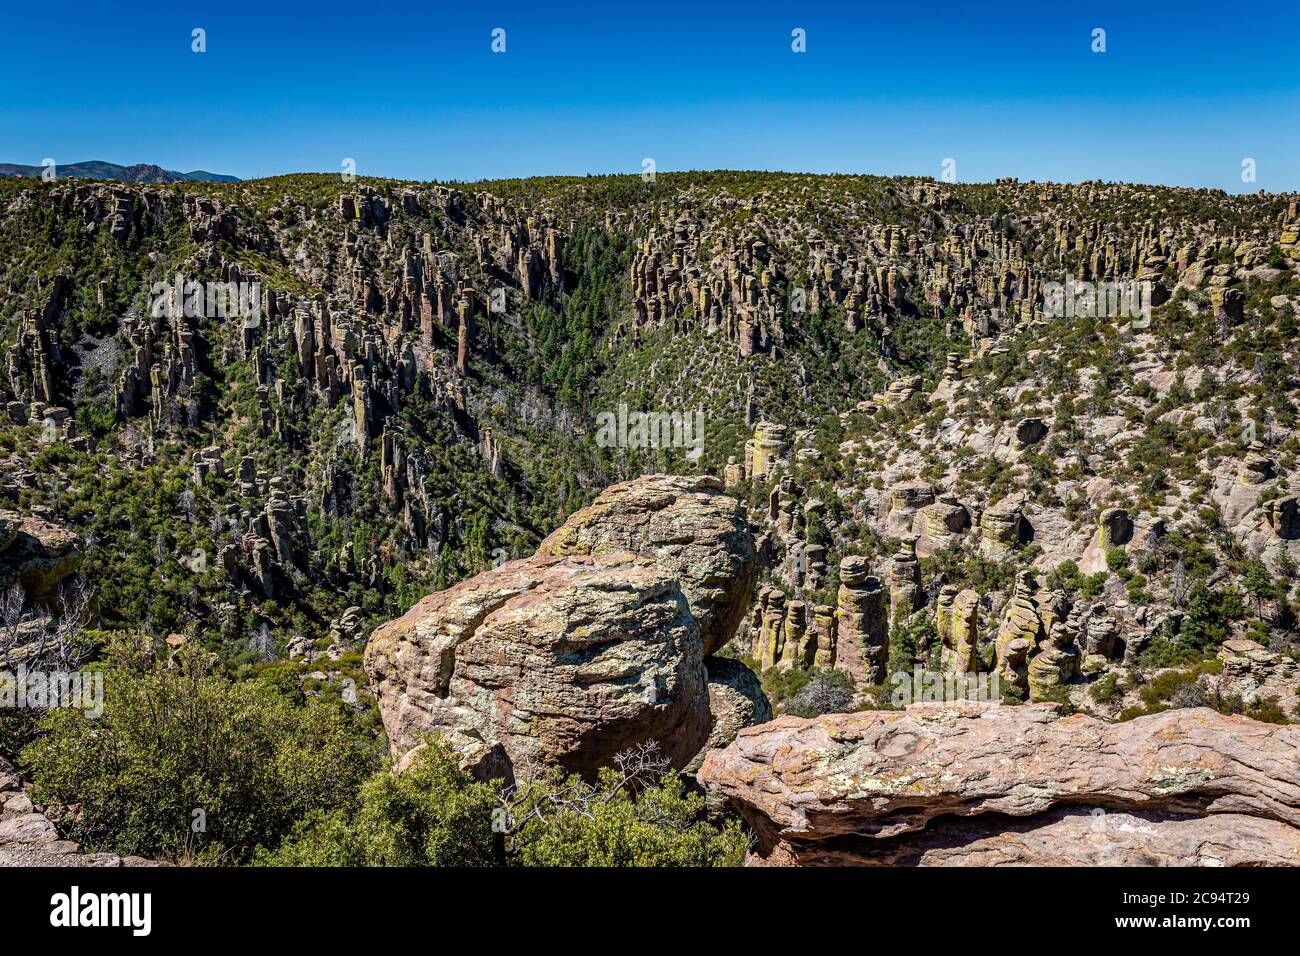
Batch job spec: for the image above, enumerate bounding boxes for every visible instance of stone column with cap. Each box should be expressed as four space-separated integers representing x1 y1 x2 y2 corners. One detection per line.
835 556 888 685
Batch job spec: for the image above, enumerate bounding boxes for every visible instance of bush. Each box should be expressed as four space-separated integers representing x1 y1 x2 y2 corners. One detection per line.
1080 572 1109 598
258 737 500 866
511 764 748 867
23 645 380 861
1047 559 1082 593
1246 696 1290 725
1089 672 1123 705
261 739 749 867
1178 583 1245 651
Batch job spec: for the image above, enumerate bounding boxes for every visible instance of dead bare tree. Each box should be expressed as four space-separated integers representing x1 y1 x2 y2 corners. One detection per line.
1169 558 1190 608
47 577 97 672
494 740 672 839
0 583 27 665
788 671 856 716
0 578 97 673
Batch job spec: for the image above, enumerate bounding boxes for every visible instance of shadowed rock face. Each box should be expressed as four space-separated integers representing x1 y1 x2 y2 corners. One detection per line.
698 701 1300 866
365 551 711 782
686 657 772 773
0 512 83 597
753 807 1300 867
538 475 758 657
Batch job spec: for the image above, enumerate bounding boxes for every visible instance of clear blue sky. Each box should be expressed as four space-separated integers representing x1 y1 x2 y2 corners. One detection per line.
2 0 1296 191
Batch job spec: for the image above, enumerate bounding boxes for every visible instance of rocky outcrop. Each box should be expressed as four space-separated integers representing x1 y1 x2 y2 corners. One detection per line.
917 494 969 555
887 540 923 618
686 657 771 772
744 422 788 480
942 588 981 674
1027 604 1082 701
811 603 837 668
698 701 1300 866
364 551 710 782
1098 507 1133 548
752 586 786 671
993 571 1042 691
885 481 934 538
834 557 888 685
0 512 84 598
979 496 1023 558
538 474 758 656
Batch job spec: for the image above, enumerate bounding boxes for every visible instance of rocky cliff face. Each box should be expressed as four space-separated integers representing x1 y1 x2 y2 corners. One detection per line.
698 701 1300 865
0 511 83 599
3 168 1298 867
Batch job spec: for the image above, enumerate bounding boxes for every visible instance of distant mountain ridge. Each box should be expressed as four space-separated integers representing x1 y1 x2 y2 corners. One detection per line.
0 161 239 183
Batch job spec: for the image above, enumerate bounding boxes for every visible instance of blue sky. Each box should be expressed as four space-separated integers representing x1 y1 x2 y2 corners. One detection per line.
1 0 1296 190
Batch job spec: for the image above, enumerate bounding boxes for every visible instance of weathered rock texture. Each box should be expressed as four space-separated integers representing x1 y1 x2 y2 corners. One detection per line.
698 701 1300 866
686 656 772 772
364 551 711 782
538 474 758 657
834 557 888 684
0 512 84 598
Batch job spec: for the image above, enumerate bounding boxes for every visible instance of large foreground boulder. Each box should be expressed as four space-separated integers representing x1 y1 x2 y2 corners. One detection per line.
699 701 1300 866
364 552 710 782
0 512 83 597
538 475 758 656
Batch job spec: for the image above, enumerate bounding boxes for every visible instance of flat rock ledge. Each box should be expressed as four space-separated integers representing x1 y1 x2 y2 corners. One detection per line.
698 701 1300 866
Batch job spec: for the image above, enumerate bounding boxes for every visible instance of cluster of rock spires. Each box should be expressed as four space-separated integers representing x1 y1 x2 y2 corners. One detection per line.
1 178 585 601
4 175 1297 619
740 535 1110 702
2 476 1295 868
355 470 1300 866
609 181 1298 361
731 313 1300 708
4 171 1300 867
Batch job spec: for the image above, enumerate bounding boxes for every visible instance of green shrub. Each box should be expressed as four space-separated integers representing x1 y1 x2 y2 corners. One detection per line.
258 737 500 866
1034 684 1076 715
1177 583 1245 651
23 645 380 861
1080 572 1109 598
511 766 747 867
1089 672 1123 705
261 738 748 868
1246 696 1290 725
